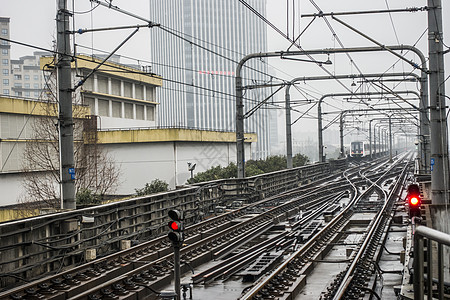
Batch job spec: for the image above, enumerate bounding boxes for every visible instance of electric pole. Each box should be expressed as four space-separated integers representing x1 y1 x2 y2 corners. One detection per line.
56 0 76 209
428 0 449 204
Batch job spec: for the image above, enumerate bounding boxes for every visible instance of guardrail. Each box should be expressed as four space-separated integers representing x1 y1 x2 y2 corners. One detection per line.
414 225 450 299
0 159 345 290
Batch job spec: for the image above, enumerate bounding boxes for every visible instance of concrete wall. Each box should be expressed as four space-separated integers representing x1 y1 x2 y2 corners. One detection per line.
98 115 157 130
0 141 251 206
0 173 24 205
103 141 250 193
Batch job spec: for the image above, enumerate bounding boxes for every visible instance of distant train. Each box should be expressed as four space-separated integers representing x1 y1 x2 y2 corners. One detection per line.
349 141 370 157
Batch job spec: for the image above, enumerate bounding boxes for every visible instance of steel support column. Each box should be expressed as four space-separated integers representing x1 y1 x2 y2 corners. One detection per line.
428 0 449 204
57 0 75 209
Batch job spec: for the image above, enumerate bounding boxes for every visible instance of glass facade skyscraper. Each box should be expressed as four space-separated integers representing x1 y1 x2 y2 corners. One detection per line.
149 0 271 159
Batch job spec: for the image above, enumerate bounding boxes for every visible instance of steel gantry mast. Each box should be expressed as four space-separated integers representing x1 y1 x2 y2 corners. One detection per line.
236 45 429 179
285 72 424 168
317 91 420 163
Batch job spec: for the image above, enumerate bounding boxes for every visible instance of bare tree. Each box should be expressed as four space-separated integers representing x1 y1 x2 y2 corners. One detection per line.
19 65 121 210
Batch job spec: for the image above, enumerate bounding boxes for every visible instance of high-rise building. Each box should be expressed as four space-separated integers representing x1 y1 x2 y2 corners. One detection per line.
0 17 11 96
10 51 50 98
149 0 271 159
0 18 49 99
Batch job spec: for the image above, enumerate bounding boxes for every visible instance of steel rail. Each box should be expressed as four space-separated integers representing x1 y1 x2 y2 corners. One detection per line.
194 191 348 284
239 158 406 299
69 182 355 299
238 162 374 299
2 170 354 299
0 166 347 298
331 154 411 299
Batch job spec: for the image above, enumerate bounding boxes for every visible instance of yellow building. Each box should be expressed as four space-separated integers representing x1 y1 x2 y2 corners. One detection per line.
0 54 256 209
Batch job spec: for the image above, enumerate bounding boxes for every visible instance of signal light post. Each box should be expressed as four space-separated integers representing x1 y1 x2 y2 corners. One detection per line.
168 209 184 299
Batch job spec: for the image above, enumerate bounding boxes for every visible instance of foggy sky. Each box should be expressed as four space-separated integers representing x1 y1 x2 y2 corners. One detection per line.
2 0 449 141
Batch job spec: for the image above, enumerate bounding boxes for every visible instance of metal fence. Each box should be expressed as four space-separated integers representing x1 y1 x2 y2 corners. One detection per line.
414 225 450 299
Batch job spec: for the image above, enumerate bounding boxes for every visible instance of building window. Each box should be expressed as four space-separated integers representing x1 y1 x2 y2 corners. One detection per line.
123 82 132 98
34 91 39 97
111 78 120 96
146 105 155 121
146 86 154 101
14 91 21 96
14 74 21 80
14 83 22 88
112 101 122 118
24 74 30 80
0 40 8 45
2 59 8 66
97 75 108 94
33 75 39 81
25 91 30 97
83 96 95 113
3 79 8 86
24 83 30 88
135 85 143 99
124 103 133 119
2 69 8 75
136 104 144 120
98 99 109 116
3 89 9 95
34 83 39 89
1 29 7 35
1 49 8 55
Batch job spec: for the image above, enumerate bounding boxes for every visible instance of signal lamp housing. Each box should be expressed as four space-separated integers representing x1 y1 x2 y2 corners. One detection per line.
406 183 421 218
167 209 184 243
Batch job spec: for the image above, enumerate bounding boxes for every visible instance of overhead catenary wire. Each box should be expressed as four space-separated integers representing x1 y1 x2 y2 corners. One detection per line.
89 0 289 85
302 0 433 122
239 0 389 125
89 0 420 129
308 0 390 108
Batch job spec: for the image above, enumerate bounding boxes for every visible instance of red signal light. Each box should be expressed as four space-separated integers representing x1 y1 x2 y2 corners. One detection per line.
409 196 419 206
169 221 180 231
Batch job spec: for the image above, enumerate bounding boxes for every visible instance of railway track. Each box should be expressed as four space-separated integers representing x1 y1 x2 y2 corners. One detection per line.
239 154 411 300
0 155 412 300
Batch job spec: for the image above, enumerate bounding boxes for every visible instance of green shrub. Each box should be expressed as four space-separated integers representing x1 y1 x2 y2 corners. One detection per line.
188 153 310 184
76 188 101 206
135 179 169 196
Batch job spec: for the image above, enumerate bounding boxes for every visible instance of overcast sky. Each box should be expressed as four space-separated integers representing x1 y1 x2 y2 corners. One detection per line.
2 0 449 142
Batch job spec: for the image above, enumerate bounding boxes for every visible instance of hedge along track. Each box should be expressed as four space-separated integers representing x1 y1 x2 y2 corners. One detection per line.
238 156 409 300
1 167 359 300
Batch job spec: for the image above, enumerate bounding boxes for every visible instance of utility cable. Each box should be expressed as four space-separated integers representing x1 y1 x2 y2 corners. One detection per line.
158 25 281 83
1 36 282 109
239 0 369 105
